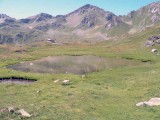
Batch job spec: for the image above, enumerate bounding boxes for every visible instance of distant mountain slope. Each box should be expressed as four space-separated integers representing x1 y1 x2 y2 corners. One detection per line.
123 1 160 34
0 2 160 44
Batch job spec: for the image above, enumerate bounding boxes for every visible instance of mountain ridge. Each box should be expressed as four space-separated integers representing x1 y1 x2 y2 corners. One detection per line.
0 2 160 44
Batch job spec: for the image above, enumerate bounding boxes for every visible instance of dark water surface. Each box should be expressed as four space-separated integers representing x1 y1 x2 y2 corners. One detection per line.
0 77 36 84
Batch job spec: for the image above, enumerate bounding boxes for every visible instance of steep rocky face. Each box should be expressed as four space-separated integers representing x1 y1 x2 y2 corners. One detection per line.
105 13 123 30
80 14 96 28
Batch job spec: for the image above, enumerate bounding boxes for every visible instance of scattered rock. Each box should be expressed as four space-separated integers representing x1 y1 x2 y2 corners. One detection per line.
136 102 146 107
36 90 42 93
1 107 32 118
30 63 34 66
30 104 34 106
54 79 60 83
62 80 70 85
17 109 31 118
146 98 160 106
151 71 156 74
0 108 8 113
145 41 154 47
151 49 157 53
47 38 56 43
81 75 85 78
136 98 160 107
8 107 15 113
148 35 160 41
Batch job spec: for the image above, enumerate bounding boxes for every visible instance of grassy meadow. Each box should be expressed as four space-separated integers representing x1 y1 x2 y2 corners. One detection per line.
0 27 160 119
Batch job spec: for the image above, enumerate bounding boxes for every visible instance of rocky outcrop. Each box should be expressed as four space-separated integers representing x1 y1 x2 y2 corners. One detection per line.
0 107 31 118
35 24 50 31
16 32 24 39
148 35 160 41
0 34 14 44
105 13 123 30
80 14 96 28
145 35 160 47
17 109 31 117
62 80 70 85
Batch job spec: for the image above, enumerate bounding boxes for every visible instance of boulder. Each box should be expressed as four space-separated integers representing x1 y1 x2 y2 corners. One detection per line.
151 49 157 53
155 39 160 44
0 108 8 113
47 38 56 43
54 79 59 83
8 107 15 113
136 98 160 107
30 63 34 66
145 41 154 47
145 98 160 106
62 80 70 85
81 75 85 78
136 102 146 107
148 35 160 41
17 109 31 118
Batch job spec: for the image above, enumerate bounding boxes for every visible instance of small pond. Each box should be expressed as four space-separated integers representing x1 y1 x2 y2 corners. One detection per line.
7 55 144 75
0 77 36 84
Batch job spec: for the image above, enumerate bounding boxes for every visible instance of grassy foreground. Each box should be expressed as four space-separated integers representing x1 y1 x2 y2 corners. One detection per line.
0 27 160 120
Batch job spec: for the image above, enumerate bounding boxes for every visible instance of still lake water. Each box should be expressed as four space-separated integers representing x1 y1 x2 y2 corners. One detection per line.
7 55 144 74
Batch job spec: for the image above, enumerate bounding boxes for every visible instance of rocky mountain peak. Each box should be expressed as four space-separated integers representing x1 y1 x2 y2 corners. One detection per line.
37 13 53 19
79 4 99 10
0 14 15 23
66 4 105 17
0 14 10 19
27 13 53 22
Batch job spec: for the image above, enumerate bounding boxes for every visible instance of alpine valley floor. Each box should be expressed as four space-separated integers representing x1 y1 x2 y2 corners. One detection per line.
1 27 160 120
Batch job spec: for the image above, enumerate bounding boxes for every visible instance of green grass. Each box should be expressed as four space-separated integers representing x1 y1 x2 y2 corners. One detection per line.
0 27 160 119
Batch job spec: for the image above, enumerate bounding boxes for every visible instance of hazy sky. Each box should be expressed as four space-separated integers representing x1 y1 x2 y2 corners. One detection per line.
0 0 159 19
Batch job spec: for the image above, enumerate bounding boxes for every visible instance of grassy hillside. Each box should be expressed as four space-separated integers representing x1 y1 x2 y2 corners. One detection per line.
0 26 160 119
